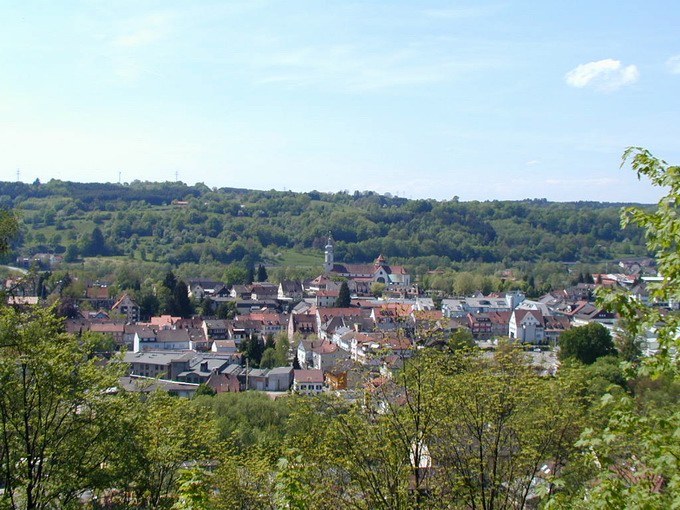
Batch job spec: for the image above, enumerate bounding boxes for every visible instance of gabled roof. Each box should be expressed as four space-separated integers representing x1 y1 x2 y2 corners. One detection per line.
294 369 324 384
186 278 223 289
512 309 543 323
87 286 110 299
203 319 228 329
112 293 138 310
280 280 303 292
134 328 192 344
311 340 339 355
488 311 512 325
150 315 181 328
90 322 125 334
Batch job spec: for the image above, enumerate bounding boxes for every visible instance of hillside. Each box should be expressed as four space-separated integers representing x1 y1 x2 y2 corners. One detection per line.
1 180 648 274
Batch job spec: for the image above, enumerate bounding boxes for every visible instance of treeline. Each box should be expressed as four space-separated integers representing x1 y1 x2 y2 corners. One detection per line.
6 180 648 271
0 180 204 206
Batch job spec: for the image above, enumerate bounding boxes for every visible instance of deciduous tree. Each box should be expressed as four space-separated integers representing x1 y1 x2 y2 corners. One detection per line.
0 306 127 509
560 148 680 506
558 322 616 365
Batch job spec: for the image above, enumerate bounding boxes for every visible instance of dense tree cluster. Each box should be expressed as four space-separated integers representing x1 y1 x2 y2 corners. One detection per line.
558 322 617 365
6 179 648 275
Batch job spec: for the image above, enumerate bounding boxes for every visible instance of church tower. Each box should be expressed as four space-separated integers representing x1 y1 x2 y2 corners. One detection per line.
323 232 334 274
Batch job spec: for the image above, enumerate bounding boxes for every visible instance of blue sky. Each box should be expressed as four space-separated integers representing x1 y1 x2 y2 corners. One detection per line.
1 1 678 202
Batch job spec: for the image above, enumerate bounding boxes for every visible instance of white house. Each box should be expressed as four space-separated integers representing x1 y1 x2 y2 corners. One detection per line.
133 328 193 352
211 339 237 354
508 309 545 344
293 369 324 395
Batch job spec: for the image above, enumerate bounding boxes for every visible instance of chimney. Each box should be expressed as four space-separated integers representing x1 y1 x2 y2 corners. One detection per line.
200 361 208 372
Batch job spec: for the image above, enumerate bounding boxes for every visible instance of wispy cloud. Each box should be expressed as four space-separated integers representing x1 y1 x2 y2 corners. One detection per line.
545 177 618 186
666 55 680 75
564 59 639 91
105 11 176 82
112 12 175 49
423 5 503 19
250 42 499 91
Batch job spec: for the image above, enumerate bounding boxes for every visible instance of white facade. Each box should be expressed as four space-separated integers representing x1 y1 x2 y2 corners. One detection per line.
508 310 545 344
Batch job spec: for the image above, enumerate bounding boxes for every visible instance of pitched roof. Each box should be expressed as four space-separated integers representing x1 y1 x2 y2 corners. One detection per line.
112 293 138 310
513 309 544 323
294 369 324 384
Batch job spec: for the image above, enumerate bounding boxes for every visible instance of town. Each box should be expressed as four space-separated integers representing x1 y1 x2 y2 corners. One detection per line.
5 235 661 400
1 154 679 508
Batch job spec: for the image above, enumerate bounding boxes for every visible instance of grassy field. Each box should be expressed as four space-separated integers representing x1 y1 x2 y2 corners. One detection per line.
267 249 322 267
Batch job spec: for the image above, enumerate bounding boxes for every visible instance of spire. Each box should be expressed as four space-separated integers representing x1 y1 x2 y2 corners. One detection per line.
324 231 334 273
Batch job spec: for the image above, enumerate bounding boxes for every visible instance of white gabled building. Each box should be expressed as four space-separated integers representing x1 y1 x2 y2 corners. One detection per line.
508 309 545 344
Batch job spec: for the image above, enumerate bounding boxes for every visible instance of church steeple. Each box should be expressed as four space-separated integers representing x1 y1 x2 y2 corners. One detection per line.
324 232 334 273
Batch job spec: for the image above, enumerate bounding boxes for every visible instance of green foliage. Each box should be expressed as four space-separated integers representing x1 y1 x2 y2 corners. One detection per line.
110 391 219 508
0 277 223 510
274 333 291 366
260 348 277 369
0 306 127 509
79 226 110 257
335 281 351 308
259 334 290 369
370 281 385 298
193 392 291 452
242 336 264 367
172 467 214 510
211 444 279 509
256 263 268 282
172 280 194 318
215 301 237 320
194 383 216 397
614 317 644 363
85 330 118 353
281 349 585 509
0 209 19 256
9 180 649 278
559 148 680 506
447 327 476 351
558 322 617 365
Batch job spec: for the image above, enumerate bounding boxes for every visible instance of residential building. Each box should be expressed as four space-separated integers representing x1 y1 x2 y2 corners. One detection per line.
278 280 304 300
293 369 324 395
508 309 545 344
133 328 192 352
112 293 140 322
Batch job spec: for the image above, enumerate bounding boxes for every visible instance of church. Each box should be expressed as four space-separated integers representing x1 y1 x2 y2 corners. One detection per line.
322 234 411 290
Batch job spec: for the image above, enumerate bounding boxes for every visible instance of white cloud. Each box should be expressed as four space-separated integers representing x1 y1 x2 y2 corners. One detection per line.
564 59 639 91
666 55 680 75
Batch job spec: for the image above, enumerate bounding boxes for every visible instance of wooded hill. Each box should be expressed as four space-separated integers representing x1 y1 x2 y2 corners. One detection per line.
2 180 648 272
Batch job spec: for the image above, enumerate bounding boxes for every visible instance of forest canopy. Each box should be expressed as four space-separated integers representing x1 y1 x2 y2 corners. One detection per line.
3 179 648 272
